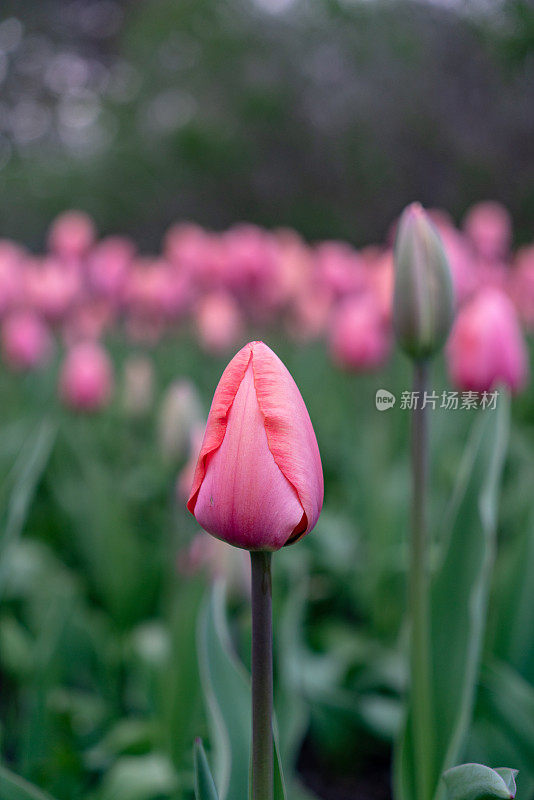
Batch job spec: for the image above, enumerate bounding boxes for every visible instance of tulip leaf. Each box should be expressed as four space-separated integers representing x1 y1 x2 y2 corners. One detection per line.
198 582 288 800
273 721 288 800
194 739 220 800
442 763 517 800
198 582 251 800
99 753 177 800
0 419 56 597
478 660 534 767
395 392 510 800
0 765 58 800
493 770 518 795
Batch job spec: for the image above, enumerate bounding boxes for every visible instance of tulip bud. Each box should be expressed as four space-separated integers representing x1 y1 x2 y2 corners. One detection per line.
393 203 454 360
187 341 323 551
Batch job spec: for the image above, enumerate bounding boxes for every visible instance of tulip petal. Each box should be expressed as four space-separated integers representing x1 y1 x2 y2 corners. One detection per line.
193 361 304 550
187 344 252 514
251 341 323 540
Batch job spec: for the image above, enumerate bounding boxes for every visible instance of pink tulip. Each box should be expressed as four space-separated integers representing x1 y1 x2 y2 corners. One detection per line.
164 223 225 287
195 291 243 355
187 341 323 551
2 311 52 371
329 294 391 371
315 241 366 299
24 258 82 322
125 259 190 320
221 225 282 313
60 341 114 411
48 211 96 259
463 202 512 262
447 288 528 393
62 300 114 346
0 241 25 314
509 245 534 329
88 236 135 299
287 284 333 342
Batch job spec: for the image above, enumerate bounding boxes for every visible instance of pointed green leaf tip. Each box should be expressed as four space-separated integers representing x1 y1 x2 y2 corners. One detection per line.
194 739 220 800
393 202 454 361
442 763 518 800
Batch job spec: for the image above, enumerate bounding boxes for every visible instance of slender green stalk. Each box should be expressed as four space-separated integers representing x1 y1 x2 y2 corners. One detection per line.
410 360 435 800
250 550 273 800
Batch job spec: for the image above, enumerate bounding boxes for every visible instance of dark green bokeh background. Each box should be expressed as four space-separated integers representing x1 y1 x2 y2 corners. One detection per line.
1 0 533 251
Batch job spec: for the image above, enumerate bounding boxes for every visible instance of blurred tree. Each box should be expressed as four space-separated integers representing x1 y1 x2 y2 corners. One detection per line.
0 0 532 248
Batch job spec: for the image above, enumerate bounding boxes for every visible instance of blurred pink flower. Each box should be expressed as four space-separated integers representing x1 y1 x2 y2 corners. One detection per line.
48 211 96 260
447 287 528 393
24 258 82 322
62 300 114 346
509 245 534 329
164 223 225 287
361 249 394 322
59 341 114 412
88 236 135 299
125 259 191 320
329 294 391 371
430 219 478 304
195 291 243 355
272 229 314 306
2 311 53 371
463 202 512 262
287 284 333 342
0 241 25 314
315 241 366 299
221 224 282 313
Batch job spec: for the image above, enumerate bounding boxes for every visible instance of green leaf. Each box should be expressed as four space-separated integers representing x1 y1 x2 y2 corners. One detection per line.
442 763 517 800
0 765 57 800
479 660 534 766
493 770 518 795
198 582 288 800
194 739 220 800
0 419 56 596
395 393 510 800
197 582 251 800
99 753 177 800
273 721 288 800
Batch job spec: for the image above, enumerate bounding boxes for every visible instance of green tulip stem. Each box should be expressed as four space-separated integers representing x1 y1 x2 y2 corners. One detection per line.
410 359 434 800
250 550 274 800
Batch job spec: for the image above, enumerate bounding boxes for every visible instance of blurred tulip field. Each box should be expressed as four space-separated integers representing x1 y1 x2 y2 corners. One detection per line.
1 2 534 800
1 198 533 800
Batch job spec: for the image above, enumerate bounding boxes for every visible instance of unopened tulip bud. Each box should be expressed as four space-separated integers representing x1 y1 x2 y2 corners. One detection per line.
393 203 454 360
187 341 323 551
